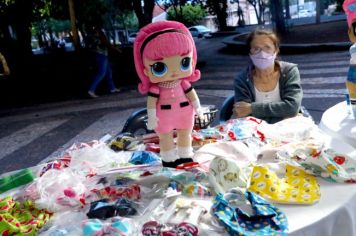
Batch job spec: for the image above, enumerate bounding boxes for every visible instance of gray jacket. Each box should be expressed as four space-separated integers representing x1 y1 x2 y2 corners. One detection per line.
234 61 303 124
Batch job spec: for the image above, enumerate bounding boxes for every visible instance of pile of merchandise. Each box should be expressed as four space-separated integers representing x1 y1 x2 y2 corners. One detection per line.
1 116 355 236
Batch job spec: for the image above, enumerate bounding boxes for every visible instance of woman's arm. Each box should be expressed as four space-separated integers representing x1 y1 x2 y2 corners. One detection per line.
234 70 253 103
233 70 254 117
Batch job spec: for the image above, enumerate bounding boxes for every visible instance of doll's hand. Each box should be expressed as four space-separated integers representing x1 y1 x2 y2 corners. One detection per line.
147 109 158 130
350 44 356 65
192 100 204 119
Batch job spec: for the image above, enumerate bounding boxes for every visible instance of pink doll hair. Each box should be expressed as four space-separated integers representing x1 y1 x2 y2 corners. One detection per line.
133 20 200 94
343 0 356 27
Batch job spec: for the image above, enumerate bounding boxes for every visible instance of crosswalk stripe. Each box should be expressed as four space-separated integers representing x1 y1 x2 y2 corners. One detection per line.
302 76 347 84
198 77 347 86
202 64 350 74
42 108 138 163
303 88 348 98
299 67 348 75
297 61 349 69
0 119 68 161
0 93 145 125
196 88 347 99
202 67 349 79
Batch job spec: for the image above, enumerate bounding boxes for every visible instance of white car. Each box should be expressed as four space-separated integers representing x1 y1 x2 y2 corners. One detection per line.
128 33 137 44
298 9 315 18
188 25 212 38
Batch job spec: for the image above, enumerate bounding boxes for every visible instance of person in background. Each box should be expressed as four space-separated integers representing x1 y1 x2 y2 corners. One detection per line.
87 24 122 98
233 28 303 123
0 51 10 76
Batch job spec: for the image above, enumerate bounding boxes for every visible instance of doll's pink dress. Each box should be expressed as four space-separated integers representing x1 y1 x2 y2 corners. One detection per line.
149 79 195 134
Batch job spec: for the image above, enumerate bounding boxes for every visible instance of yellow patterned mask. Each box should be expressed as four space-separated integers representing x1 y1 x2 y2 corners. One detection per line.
248 164 321 204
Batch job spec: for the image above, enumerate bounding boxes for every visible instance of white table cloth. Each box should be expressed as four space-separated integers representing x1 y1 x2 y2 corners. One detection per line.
281 135 356 236
319 101 356 149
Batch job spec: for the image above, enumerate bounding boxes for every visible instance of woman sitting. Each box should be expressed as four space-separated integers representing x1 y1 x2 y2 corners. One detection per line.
233 28 303 124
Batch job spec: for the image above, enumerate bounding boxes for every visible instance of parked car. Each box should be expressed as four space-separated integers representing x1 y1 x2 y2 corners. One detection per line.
128 33 138 44
188 25 212 38
298 9 315 18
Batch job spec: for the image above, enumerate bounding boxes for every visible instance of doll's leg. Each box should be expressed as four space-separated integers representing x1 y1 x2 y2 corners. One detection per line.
176 129 194 164
159 131 178 168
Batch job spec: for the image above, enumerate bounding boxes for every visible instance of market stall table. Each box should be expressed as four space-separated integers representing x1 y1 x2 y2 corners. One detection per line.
280 135 356 236
319 101 356 149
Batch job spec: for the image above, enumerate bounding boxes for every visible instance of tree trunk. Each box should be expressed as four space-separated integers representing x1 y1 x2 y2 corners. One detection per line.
270 0 286 34
13 0 32 56
316 0 321 24
214 1 228 30
68 0 80 50
133 0 154 28
285 0 291 19
258 0 266 24
253 5 262 24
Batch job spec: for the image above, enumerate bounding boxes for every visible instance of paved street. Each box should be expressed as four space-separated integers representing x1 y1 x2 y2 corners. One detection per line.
0 37 348 174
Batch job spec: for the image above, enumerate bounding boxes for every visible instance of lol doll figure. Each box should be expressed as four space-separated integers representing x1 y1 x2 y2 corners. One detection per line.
343 0 356 118
133 21 203 168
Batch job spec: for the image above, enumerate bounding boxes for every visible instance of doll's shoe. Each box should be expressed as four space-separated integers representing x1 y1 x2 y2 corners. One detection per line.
162 160 179 168
175 158 194 166
88 91 98 98
162 158 195 169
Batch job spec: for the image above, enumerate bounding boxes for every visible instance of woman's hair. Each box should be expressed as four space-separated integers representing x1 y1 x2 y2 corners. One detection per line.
246 28 280 53
133 21 200 94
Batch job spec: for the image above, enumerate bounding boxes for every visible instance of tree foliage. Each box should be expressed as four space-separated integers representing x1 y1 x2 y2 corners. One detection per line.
167 4 206 26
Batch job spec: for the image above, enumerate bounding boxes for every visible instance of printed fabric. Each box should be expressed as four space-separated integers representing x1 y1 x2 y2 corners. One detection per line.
0 196 52 236
280 141 356 183
248 164 321 204
212 190 288 236
209 155 253 194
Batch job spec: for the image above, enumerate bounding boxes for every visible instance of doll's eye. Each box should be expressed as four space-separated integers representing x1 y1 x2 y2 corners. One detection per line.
180 57 191 71
150 62 167 77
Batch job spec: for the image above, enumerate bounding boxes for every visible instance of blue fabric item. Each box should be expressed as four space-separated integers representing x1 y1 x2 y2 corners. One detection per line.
347 66 356 83
212 191 288 236
87 198 138 219
82 217 131 236
129 151 160 165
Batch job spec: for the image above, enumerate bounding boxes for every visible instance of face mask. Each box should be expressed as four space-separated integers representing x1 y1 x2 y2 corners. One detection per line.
249 51 277 70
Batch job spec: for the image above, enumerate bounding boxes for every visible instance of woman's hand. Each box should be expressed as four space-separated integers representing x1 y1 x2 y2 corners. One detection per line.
233 101 252 117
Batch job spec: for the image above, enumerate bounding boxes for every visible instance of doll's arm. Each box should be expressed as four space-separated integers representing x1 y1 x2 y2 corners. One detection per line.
147 95 158 130
186 88 204 117
350 43 356 65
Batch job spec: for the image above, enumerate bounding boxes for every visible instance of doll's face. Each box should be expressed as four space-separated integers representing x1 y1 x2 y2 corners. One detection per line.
143 52 193 83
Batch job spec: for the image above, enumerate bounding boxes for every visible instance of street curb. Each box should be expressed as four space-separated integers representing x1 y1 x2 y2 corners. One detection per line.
222 34 352 54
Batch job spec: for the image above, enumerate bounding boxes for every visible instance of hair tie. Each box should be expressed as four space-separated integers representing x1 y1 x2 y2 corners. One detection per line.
140 29 185 56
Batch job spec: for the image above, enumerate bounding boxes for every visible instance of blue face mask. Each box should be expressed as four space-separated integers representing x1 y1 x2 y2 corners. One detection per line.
249 51 277 70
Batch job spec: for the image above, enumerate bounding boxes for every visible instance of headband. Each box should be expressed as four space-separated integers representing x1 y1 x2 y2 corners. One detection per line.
140 29 186 56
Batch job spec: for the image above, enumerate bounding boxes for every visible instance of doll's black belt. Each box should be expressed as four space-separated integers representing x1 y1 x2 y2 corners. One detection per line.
161 101 189 110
